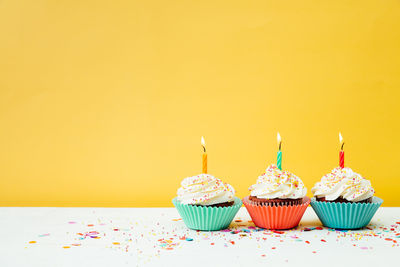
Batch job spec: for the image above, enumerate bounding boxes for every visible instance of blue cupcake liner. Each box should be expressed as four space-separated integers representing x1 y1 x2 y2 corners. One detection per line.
172 197 242 231
310 196 383 229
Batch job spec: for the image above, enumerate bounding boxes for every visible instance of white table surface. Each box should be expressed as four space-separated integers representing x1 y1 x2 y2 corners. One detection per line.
0 207 399 267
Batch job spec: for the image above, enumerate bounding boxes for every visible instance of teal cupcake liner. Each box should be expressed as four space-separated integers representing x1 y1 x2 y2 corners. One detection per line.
172 197 242 231
310 196 383 229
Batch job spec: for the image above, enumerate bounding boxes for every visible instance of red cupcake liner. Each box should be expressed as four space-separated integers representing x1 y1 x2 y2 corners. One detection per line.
243 196 311 230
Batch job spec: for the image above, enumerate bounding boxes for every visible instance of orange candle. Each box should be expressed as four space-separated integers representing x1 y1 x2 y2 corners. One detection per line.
201 136 207 173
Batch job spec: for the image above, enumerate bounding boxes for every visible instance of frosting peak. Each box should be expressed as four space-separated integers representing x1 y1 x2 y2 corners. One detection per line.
177 174 235 205
311 167 374 202
249 165 307 199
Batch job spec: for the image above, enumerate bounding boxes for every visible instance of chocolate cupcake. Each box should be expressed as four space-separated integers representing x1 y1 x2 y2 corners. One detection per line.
315 196 372 203
311 167 374 203
242 165 310 229
248 165 307 206
310 167 383 229
248 196 303 206
173 174 242 231
177 174 235 206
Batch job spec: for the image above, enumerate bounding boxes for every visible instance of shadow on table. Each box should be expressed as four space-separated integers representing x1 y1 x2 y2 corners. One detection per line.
227 217 384 232
297 218 323 228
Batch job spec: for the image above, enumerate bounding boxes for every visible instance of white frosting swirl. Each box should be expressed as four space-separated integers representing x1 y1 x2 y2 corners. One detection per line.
177 174 235 205
249 165 307 199
311 167 374 202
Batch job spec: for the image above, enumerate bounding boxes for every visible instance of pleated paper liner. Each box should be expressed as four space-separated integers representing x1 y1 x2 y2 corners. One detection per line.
310 196 383 229
242 196 310 230
172 197 242 231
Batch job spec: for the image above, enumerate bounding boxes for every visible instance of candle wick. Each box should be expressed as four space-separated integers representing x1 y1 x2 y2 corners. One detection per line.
341 142 344 150
202 146 206 153
279 142 282 151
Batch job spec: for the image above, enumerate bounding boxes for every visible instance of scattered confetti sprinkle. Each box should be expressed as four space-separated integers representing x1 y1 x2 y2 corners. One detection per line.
24 213 400 266
38 234 50 237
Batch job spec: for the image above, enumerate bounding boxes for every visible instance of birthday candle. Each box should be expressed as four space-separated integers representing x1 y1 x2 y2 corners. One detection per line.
277 132 282 170
339 132 344 168
201 136 207 173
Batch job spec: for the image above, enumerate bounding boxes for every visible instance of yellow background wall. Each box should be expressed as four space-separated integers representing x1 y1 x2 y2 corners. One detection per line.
0 0 399 207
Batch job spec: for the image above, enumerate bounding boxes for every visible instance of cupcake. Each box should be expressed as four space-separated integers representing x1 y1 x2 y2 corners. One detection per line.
172 174 241 231
243 165 310 230
310 167 383 229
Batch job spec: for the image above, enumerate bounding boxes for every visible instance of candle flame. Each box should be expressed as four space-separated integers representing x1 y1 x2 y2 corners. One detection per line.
277 132 282 150
339 132 344 150
201 136 206 152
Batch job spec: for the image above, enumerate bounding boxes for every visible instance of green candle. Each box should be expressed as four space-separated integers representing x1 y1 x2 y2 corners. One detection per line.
277 132 282 170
